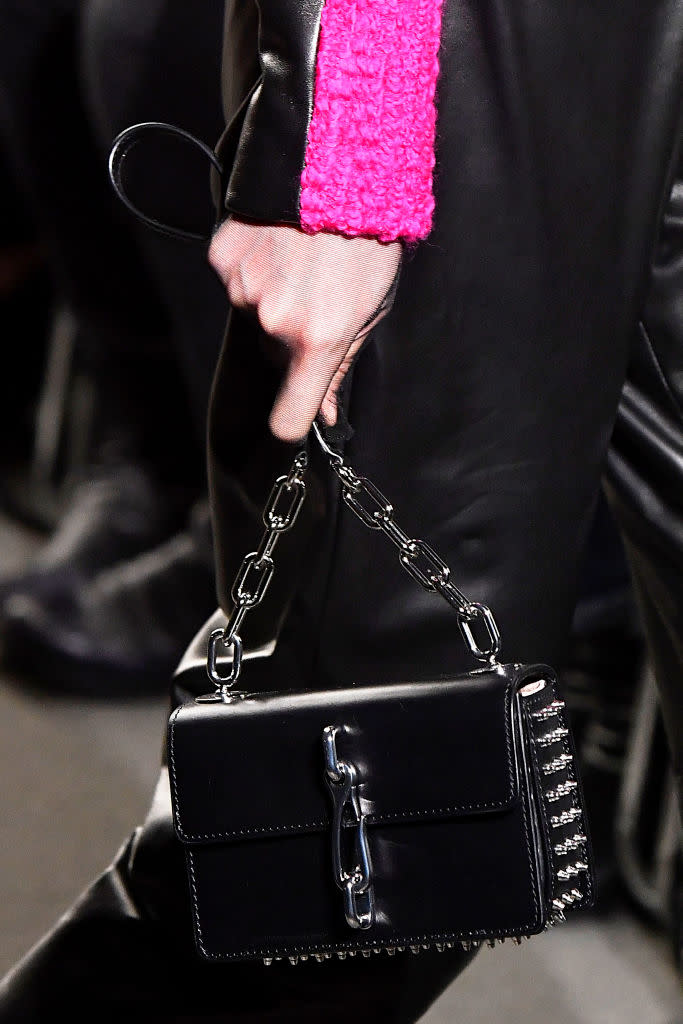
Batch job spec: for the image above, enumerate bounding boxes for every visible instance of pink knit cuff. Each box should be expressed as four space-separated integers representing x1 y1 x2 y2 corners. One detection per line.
299 0 445 244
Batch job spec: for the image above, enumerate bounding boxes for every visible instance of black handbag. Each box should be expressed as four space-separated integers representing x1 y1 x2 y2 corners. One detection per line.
167 423 594 965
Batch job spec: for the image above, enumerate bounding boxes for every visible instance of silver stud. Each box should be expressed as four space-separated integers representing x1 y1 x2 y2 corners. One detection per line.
446 942 455 949
542 753 573 776
386 947 397 956
314 954 325 963
336 951 347 960
559 889 583 908
373 948 381 955
460 940 472 951
550 807 582 828
538 727 570 748
362 950 372 958
435 943 445 952
546 780 578 803
556 860 588 881
348 950 357 958
300 954 309 962
552 898 566 914
397 946 406 953
531 700 565 721
263 958 274 966
497 938 506 945
410 946 421 955
288 956 299 966
512 937 523 946
486 939 496 949
421 943 430 950
554 832 587 856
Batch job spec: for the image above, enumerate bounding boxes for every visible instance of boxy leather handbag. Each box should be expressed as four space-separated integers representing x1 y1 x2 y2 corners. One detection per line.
166 423 594 966
109 123 595 967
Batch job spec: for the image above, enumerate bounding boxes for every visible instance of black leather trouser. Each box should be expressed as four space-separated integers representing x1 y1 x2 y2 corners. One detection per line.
604 147 683 808
2 0 683 1019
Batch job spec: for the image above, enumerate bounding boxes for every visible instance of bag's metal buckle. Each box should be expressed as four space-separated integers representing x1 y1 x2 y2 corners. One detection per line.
323 727 375 930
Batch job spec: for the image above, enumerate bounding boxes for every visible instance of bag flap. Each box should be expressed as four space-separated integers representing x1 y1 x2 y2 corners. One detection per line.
168 666 531 844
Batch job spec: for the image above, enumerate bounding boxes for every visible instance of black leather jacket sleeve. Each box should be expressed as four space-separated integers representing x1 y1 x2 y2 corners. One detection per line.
217 0 446 243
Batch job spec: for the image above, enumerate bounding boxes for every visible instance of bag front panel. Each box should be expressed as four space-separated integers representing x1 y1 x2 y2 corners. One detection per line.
185 796 546 961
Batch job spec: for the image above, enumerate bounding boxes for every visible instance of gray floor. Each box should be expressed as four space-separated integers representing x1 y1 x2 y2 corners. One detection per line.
0 512 681 1021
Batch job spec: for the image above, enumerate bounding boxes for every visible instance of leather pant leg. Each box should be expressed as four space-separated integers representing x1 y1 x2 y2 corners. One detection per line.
604 146 683 805
2 1 683 1020
0 768 475 1022
602 147 683 965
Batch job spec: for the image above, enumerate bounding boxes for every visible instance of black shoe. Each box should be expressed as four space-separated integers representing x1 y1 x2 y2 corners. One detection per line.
0 501 217 697
0 461 193 609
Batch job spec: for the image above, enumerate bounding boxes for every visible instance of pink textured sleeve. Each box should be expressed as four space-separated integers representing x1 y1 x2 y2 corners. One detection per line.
299 0 446 244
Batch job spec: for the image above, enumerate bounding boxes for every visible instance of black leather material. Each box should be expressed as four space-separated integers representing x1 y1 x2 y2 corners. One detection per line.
170 669 521 841
3 0 683 1014
208 0 683 684
0 811 477 1021
0 461 189 608
604 150 683 802
1 501 217 696
221 0 325 224
168 663 592 961
109 121 225 242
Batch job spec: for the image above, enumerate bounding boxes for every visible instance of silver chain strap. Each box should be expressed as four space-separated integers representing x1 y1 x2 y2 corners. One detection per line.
207 422 501 697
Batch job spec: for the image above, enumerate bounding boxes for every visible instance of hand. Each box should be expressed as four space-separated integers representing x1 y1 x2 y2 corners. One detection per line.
208 218 402 441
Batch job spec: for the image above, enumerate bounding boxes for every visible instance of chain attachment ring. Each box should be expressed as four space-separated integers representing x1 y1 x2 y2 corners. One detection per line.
206 628 244 699
458 602 501 663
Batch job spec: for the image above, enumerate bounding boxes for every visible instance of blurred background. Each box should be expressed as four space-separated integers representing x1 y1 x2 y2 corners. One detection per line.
0 0 681 1020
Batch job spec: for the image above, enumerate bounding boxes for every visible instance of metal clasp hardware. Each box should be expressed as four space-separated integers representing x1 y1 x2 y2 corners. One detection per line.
323 726 375 930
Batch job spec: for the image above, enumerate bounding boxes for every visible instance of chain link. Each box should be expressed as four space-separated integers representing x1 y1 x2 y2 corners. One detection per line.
207 429 501 694
207 451 308 695
321 422 500 662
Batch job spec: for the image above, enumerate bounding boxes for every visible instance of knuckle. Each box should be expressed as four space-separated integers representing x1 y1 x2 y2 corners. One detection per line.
257 298 297 341
303 323 339 354
256 302 342 354
207 238 220 270
207 232 231 276
256 301 283 338
226 275 246 308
